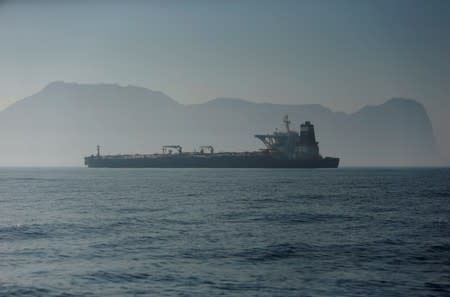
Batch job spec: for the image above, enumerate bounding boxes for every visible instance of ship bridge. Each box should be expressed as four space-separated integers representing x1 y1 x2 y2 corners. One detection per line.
255 115 321 160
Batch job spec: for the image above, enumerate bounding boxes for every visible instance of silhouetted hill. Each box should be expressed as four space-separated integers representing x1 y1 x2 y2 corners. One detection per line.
0 82 437 166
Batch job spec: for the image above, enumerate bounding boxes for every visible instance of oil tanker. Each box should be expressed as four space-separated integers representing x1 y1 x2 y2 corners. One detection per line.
84 116 339 168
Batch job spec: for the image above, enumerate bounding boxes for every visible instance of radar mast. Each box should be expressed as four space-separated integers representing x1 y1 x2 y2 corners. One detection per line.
283 115 291 132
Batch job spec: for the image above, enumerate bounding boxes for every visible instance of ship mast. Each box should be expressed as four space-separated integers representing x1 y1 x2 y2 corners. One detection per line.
283 114 291 132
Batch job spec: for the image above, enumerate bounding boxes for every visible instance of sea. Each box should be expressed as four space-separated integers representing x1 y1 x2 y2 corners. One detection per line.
0 168 448 296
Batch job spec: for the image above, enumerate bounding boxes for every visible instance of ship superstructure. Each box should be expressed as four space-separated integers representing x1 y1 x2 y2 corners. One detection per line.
255 115 322 160
84 116 339 168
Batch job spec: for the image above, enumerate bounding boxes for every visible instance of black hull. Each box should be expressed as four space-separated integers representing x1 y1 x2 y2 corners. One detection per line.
85 155 339 168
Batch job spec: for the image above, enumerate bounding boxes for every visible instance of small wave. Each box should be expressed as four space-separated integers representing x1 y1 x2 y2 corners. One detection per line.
0 284 93 297
419 189 450 198
286 194 326 200
0 224 48 241
410 243 450 265
424 282 450 293
276 180 296 184
251 212 354 224
158 218 205 226
83 271 150 283
0 177 60 182
186 193 202 197
428 243 450 253
235 243 312 262
0 286 51 297
180 248 230 260
213 282 271 292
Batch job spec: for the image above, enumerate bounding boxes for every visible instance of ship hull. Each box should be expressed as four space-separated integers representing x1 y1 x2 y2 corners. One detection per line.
84 155 339 168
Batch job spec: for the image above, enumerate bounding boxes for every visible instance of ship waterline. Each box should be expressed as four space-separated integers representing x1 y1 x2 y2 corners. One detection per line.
85 153 339 168
84 116 340 168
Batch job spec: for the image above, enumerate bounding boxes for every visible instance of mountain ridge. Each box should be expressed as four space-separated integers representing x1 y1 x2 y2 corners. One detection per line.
0 82 438 166
6 82 426 114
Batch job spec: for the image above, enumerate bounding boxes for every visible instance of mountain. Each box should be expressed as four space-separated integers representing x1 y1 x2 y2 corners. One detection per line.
0 82 437 166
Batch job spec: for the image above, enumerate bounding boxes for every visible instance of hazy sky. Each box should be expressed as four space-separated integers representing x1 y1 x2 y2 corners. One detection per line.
1 0 449 160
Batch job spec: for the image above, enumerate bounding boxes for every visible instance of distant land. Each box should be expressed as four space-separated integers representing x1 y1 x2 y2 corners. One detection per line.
0 82 437 166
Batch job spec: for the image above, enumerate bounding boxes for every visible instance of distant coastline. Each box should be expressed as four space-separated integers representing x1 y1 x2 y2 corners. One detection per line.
0 82 438 167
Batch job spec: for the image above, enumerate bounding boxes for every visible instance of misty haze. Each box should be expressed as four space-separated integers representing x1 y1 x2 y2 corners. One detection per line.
0 81 437 167
0 1 448 297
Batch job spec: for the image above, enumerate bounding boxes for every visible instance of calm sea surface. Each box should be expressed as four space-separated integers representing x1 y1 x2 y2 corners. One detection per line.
0 168 448 296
